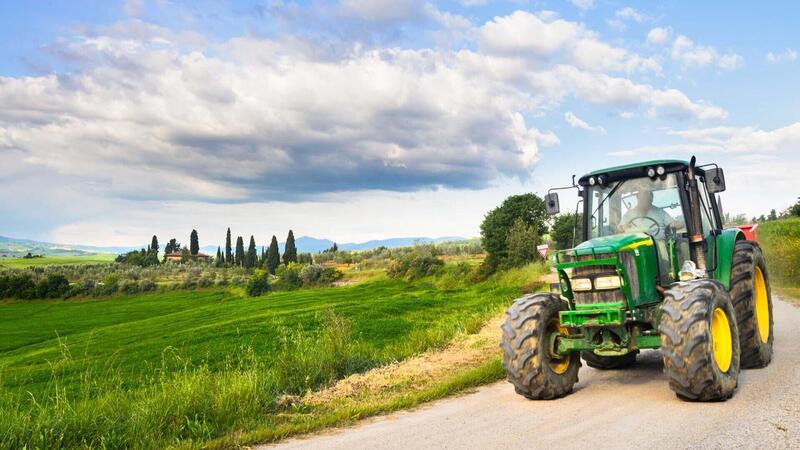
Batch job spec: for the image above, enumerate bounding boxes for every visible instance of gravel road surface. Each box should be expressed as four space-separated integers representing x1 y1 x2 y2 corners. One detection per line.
268 297 800 450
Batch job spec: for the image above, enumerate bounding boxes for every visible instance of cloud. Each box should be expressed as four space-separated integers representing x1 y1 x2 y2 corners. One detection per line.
0 10 730 243
616 7 646 23
123 0 144 17
609 123 800 215
646 27 672 46
564 111 606 133
671 34 743 70
570 0 595 11
339 0 424 22
766 48 798 63
477 11 661 74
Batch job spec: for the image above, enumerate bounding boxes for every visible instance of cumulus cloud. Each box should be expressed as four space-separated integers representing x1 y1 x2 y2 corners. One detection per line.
609 123 800 215
564 112 606 133
615 7 647 23
766 48 798 63
671 34 743 70
0 9 730 242
477 11 661 73
570 0 595 11
646 27 672 46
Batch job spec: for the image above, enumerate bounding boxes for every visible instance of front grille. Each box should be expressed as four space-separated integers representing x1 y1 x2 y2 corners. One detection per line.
572 264 626 305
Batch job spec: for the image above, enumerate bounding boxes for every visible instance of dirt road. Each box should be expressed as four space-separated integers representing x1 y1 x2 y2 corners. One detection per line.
269 297 800 449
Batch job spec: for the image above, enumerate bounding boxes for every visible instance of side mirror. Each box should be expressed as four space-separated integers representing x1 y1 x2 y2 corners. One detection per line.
545 192 560 215
706 168 726 193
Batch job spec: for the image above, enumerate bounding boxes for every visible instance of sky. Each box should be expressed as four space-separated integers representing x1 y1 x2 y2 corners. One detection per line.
1 0 799 247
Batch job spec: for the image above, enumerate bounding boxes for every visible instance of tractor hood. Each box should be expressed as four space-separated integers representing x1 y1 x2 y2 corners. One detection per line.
556 232 652 261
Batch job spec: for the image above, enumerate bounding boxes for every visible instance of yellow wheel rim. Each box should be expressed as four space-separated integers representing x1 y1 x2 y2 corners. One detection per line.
754 266 770 343
711 307 733 372
547 319 571 374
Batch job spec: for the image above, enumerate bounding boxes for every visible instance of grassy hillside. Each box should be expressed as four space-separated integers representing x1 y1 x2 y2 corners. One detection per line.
0 265 541 449
759 217 800 287
0 254 115 268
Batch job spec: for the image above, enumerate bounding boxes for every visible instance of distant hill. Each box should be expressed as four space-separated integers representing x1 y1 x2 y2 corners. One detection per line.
0 235 131 257
201 235 467 254
2 234 469 259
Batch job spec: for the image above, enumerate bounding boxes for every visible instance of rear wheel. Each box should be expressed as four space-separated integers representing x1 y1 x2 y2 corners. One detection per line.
660 280 740 401
581 351 637 369
730 241 774 368
501 293 580 399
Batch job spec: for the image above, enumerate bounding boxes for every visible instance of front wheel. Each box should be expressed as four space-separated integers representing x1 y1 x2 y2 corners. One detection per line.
660 280 740 401
500 293 580 400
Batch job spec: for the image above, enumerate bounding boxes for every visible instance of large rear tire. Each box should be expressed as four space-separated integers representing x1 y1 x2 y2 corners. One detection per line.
581 351 637 369
660 280 740 401
730 241 774 369
501 293 580 400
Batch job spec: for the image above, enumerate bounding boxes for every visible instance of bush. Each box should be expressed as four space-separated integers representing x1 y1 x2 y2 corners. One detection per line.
245 270 270 297
139 279 156 292
34 274 70 299
274 263 303 290
0 274 37 299
299 264 344 286
387 252 444 281
120 280 140 295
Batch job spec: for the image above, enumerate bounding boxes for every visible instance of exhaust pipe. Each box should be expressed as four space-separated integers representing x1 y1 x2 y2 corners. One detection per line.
686 156 706 271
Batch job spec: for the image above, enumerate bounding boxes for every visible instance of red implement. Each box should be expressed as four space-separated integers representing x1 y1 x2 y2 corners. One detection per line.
738 224 759 242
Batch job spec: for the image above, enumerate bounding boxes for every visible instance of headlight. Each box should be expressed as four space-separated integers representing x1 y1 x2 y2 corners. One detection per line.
656 165 665 176
594 276 622 290
647 167 656 177
571 278 592 291
589 176 596 186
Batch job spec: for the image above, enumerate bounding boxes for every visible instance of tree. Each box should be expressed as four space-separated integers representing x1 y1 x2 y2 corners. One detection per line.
225 228 233 265
550 213 583 250
235 236 245 266
283 230 298 265
266 235 280 274
768 209 778 221
246 235 258 268
480 193 548 270
190 229 199 255
150 235 159 255
164 238 180 255
216 246 223 267
787 198 800 217
505 218 541 267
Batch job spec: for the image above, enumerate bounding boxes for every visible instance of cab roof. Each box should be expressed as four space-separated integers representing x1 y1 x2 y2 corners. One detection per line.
578 159 701 187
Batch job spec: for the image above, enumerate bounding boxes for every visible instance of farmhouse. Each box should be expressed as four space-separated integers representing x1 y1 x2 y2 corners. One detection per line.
164 251 210 263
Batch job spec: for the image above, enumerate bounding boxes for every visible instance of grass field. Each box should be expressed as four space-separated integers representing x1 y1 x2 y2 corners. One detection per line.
0 254 115 268
0 264 543 449
759 217 800 287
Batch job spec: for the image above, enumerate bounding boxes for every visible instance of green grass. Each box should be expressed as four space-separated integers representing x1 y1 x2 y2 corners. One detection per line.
0 254 115 268
0 264 542 449
759 217 800 287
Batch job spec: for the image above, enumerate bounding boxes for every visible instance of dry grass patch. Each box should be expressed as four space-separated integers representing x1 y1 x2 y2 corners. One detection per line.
304 314 504 406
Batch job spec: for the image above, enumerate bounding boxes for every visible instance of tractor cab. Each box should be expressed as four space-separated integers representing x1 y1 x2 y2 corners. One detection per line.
572 160 723 287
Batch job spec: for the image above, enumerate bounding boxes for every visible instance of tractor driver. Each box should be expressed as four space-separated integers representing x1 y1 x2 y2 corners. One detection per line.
618 189 678 236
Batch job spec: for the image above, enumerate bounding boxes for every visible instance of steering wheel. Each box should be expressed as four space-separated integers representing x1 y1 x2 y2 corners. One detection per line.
628 216 661 235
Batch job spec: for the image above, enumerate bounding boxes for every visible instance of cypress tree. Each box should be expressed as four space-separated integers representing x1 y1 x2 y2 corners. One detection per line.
225 228 233 265
246 236 257 268
190 229 199 255
235 236 245 266
150 235 159 254
216 246 222 267
283 230 297 265
266 235 280 274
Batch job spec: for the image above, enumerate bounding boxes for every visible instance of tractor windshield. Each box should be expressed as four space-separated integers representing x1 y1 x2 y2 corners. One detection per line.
587 174 686 239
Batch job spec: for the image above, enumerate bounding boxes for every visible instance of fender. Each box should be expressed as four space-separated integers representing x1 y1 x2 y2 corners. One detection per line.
714 227 745 290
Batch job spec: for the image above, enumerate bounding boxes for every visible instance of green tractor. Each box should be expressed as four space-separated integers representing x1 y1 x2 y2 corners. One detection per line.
501 157 773 401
